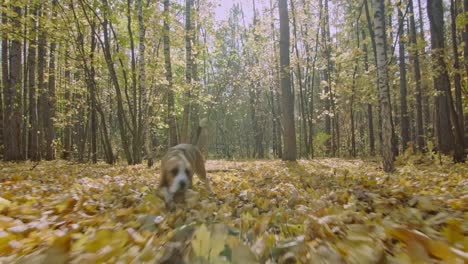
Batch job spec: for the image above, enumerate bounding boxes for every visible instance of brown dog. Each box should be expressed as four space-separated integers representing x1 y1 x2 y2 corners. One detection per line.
158 144 213 208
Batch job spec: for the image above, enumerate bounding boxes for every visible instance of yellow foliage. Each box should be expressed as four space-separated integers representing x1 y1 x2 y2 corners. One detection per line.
0 159 466 263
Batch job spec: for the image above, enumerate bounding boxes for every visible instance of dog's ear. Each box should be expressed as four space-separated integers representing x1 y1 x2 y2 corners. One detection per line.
160 170 168 188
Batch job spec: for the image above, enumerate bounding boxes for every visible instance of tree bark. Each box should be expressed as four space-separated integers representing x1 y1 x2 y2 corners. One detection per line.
126 0 141 164
320 0 332 155
398 3 410 151
181 0 193 143
279 0 297 161
63 48 71 160
164 0 178 147
3 3 23 161
373 0 395 171
90 22 97 163
427 0 465 162
28 4 39 161
270 0 283 158
99 0 133 164
450 0 465 145
1 0 8 159
44 0 57 161
408 0 426 151
137 0 150 166
290 0 307 158
362 29 376 155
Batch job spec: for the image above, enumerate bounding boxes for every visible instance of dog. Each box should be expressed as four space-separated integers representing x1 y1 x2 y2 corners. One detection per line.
158 120 213 208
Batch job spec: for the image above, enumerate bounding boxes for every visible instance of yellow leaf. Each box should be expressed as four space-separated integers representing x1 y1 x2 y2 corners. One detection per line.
192 224 211 257
54 197 77 214
387 227 465 262
85 229 113 253
42 235 71 264
231 243 257 264
443 219 464 244
0 197 11 211
0 230 16 254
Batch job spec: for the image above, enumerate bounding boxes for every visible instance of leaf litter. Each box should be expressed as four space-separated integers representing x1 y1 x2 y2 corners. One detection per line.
0 158 466 263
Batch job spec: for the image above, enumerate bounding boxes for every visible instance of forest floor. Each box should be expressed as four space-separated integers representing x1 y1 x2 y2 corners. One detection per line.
0 156 467 263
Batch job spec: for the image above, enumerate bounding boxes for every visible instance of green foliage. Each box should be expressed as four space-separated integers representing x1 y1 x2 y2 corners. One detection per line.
313 132 331 156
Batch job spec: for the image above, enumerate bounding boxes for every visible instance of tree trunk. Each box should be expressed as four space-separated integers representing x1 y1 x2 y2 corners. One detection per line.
427 0 465 162
3 3 23 161
44 1 57 161
398 4 410 151
279 0 296 161
28 4 39 161
290 0 307 158
373 0 394 171
164 0 178 147
408 0 426 151
181 0 193 143
1 1 7 159
137 0 150 166
126 0 141 164
99 0 133 164
320 0 332 155
22 5 28 159
270 0 283 158
90 22 98 163
362 29 376 155
37 6 47 160
464 0 468 83
417 0 431 140
62 48 71 160
450 0 465 145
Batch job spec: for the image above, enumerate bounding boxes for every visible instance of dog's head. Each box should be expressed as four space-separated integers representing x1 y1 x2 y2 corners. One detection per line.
161 154 194 194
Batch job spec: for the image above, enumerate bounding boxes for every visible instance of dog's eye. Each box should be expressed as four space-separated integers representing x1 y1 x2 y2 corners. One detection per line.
171 168 178 175
185 169 190 175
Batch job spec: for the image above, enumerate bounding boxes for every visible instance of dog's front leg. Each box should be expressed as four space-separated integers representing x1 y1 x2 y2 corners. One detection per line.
203 178 214 194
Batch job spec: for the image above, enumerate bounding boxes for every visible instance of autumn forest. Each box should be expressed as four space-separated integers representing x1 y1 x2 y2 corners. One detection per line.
0 0 467 262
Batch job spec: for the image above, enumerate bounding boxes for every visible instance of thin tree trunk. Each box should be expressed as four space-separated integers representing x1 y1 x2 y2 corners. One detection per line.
28 4 39 161
90 22 97 163
373 0 395 171
279 0 296 161
398 3 410 150
137 0 150 166
362 29 376 155
290 0 307 158
62 48 71 160
164 0 178 147
408 0 426 151
270 0 283 158
44 0 57 161
99 0 133 164
320 0 332 155
37 6 47 160
126 0 141 164
365 0 384 153
417 0 431 139
22 5 28 159
181 0 193 143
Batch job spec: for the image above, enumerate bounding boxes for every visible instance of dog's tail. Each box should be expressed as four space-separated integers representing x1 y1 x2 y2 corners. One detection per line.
194 118 209 154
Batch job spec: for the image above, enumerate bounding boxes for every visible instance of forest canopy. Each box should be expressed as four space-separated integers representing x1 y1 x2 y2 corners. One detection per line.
0 0 467 168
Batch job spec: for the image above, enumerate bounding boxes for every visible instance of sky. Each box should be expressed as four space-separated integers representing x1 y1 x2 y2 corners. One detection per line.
213 0 267 22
